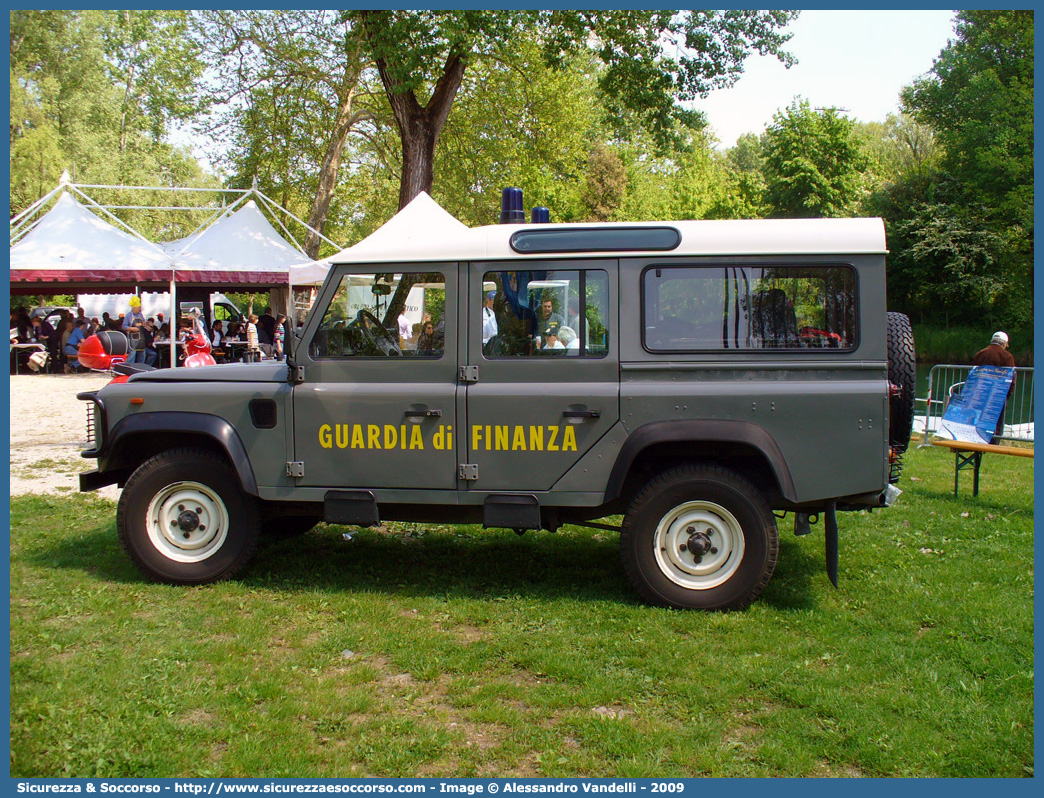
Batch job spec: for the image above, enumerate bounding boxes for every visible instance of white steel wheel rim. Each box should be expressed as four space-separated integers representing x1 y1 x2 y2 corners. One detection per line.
652 500 745 590
145 481 230 563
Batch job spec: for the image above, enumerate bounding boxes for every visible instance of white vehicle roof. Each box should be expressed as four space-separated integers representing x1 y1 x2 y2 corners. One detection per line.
322 193 887 269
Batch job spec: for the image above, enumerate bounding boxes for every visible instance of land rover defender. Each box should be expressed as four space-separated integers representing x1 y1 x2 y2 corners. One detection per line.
79 191 915 609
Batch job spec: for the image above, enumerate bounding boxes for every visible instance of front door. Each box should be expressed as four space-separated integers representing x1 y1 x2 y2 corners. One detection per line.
292 265 459 490
464 261 619 491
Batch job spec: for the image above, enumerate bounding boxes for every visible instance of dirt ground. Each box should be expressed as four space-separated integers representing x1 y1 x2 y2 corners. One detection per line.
9 372 120 500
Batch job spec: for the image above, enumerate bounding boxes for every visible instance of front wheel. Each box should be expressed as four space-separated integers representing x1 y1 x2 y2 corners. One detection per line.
117 448 261 584
620 466 778 610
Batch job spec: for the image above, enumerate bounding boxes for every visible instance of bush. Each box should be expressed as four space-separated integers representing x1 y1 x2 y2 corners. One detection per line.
913 324 1033 366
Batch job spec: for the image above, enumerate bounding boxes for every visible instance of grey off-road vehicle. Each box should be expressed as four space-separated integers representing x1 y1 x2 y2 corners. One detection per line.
79 193 915 609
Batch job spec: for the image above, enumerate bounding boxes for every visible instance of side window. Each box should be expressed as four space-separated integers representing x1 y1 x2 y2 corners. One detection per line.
643 265 856 352
310 272 446 359
480 269 609 358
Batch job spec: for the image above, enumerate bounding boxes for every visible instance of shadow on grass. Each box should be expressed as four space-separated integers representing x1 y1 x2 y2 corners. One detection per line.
25 514 826 610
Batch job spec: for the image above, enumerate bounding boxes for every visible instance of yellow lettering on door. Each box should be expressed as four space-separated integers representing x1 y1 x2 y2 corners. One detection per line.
562 425 577 452
529 426 543 451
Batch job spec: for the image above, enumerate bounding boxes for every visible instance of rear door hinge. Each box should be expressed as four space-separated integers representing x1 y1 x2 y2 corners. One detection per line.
286 461 305 478
459 365 479 383
458 463 479 481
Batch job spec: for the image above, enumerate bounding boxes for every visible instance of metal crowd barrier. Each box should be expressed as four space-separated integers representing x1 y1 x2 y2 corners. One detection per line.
917 364 1034 446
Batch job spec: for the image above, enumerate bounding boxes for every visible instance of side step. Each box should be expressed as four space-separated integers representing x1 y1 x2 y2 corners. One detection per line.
324 490 380 527
483 494 541 531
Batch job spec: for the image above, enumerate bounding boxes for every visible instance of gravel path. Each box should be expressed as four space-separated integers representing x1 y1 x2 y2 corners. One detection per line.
9 373 120 500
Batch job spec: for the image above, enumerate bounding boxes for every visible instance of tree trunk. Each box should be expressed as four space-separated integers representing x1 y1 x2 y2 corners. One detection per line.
304 87 357 259
369 45 466 210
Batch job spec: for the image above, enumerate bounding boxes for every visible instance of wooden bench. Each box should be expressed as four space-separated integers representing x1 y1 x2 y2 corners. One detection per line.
931 438 1034 496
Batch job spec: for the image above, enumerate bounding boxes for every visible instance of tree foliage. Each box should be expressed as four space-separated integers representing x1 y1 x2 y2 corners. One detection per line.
9 10 213 235
349 9 797 209
194 10 374 257
8 10 214 240
884 10 1034 328
761 99 869 218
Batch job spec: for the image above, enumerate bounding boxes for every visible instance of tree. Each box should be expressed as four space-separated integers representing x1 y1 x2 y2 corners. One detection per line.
432 40 604 226
351 10 798 210
10 10 214 234
195 10 374 257
761 99 869 218
582 144 628 221
894 10 1033 328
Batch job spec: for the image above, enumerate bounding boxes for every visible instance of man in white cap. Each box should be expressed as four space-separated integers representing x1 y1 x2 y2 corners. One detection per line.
972 331 1015 368
972 331 1016 442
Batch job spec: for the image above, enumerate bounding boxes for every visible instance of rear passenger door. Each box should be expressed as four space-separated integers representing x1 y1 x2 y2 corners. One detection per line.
464 261 619 491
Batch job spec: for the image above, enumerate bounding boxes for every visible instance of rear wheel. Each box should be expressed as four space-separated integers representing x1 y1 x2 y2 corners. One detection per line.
117 448 260 584
621 465 778 610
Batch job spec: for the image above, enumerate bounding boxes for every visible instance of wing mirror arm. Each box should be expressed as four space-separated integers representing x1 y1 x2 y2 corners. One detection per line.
284 318 305 384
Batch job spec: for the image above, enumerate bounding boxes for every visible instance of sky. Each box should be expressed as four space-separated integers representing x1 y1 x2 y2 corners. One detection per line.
697 9 959 149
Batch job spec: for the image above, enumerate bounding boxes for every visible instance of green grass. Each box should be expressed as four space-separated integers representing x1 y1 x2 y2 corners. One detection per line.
10 445 1033 778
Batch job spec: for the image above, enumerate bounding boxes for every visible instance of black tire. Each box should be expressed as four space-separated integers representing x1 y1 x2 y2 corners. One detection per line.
887 311 916 452
620 465 778 610
117 448 261 585
261 515 320 539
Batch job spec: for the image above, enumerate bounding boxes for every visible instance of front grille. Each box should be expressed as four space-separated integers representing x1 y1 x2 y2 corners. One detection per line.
85 403 96 449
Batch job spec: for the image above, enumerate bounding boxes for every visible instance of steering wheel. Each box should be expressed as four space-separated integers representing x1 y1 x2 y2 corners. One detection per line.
349 309 401 357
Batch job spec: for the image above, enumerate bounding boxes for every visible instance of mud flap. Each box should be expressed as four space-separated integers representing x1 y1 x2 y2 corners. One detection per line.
825 501 838 588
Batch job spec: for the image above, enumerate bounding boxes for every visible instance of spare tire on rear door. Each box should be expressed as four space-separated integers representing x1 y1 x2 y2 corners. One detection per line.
886 311 916 454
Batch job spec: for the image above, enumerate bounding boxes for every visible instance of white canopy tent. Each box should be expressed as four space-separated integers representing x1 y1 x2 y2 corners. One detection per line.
10 182 341 364
10 192 174 289
288 192 470 287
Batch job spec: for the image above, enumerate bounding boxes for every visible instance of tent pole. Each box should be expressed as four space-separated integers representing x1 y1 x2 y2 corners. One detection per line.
169 277 177 369
254 191 341 250
10 184 64 231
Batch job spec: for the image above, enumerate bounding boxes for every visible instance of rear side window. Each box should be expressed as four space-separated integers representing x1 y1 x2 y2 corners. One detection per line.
643 265 857 352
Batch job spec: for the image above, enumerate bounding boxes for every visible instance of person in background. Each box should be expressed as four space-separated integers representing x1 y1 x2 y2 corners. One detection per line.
63 318 89 373
417 321 437 356
398 309 412 347
972 331 1016 368
972 331 1017 443
258 306 276 357
541 327 565 351
244 313 260 362
30 310 59 371
557 325 579 351
482 291 498 345
274 313 286 360
210 319 227 363
13 307 32 343
141 318 159 367
122 296 147 364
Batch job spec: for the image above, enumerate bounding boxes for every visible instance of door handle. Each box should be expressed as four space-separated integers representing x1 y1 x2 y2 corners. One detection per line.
405 409 441 418
562 409 600 419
